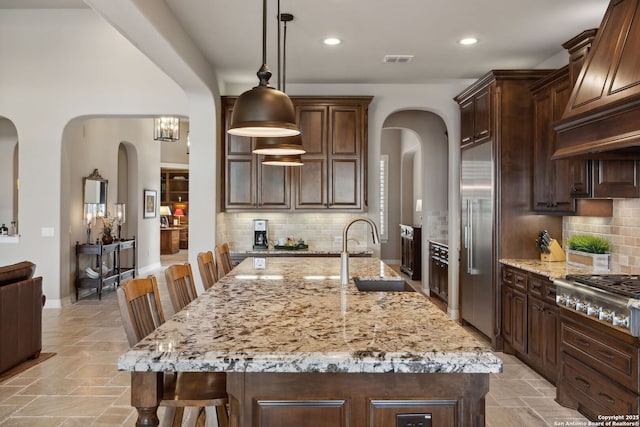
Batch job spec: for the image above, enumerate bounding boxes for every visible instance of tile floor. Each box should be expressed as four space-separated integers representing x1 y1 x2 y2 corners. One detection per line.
0 252 590 426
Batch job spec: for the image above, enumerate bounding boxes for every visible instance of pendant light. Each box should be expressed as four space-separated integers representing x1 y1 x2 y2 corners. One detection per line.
255 11 305 162
228 0 299 138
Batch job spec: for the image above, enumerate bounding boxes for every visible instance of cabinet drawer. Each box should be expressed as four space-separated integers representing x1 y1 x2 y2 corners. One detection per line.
502 267 527 292
528 275 545 299
562 353 638 417
543 282 557 305
561 321 636 390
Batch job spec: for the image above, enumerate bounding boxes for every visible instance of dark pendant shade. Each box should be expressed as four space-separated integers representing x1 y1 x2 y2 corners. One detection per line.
261 154 304 166
228 65 299 137
253 134 305 155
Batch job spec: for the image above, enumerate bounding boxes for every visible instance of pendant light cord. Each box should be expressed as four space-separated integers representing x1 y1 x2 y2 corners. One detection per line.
262 0 267 66
277 0 281 90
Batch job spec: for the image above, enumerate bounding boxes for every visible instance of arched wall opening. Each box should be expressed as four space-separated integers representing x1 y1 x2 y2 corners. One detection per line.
380 109 449 295
0 117 19 235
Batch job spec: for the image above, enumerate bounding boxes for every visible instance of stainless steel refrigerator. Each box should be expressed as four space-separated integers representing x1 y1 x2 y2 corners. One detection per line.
460 141 494 338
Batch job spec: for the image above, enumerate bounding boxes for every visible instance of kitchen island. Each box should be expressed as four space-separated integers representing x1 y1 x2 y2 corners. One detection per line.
119 257 502 426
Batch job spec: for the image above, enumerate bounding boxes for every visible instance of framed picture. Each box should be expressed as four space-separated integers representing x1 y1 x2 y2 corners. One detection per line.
143 189 157 219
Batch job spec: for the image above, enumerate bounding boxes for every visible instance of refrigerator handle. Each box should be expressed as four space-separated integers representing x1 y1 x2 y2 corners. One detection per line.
467 199 474 274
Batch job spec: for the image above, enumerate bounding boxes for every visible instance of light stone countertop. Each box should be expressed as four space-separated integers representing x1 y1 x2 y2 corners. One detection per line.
499 258 604 279
118 257 502 374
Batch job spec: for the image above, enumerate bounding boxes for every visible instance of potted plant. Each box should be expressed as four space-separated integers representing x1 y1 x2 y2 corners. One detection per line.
566 235 611 271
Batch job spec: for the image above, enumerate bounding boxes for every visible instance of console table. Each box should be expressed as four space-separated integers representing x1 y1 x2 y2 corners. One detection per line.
75 238 136 300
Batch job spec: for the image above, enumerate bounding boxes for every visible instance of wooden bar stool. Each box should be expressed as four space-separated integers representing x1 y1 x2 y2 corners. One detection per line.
214 243 233 278
197 251 219 291
164 263 198 313
117 276 229 427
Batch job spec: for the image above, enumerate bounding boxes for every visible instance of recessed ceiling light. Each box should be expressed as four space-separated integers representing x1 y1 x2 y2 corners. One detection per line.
458 37 478 46
323 37 342 46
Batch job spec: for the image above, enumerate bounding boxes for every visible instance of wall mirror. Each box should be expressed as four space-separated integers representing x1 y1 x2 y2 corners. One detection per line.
83 169 108 216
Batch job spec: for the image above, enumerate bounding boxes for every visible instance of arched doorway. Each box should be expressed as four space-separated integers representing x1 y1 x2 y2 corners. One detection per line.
379 110 448 292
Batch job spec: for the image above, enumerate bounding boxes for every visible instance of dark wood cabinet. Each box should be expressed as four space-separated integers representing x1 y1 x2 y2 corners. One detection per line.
428 241 448 303
459 85 491 149
557 308 639 420
75 238 136 300
400 225 421 280
221 96 371 211
501 265 559 385
531 67 587 213
221 101 291 210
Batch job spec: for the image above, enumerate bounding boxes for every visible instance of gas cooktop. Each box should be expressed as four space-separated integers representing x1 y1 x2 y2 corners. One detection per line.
565 274 640 299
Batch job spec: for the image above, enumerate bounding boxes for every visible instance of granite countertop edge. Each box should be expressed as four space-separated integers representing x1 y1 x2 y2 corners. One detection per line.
118 351 502 374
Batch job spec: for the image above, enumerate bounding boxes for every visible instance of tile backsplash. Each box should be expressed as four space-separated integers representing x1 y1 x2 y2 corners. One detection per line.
217 212 374 252
563 198 640 272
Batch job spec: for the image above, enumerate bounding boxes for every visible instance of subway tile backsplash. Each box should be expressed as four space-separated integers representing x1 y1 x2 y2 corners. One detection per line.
217 212 373 252
563 199 640 273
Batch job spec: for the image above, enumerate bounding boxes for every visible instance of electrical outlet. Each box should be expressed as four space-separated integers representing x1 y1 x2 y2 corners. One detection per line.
396 413 432 427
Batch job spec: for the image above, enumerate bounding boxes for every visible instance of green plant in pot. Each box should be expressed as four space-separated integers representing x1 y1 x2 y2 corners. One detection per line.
567 235 610 254
566 235 611 271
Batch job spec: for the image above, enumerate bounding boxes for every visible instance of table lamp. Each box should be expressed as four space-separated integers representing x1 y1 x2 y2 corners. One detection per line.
173 208 185 225
84 203 97 243
159 205 172 228
115 203 126 240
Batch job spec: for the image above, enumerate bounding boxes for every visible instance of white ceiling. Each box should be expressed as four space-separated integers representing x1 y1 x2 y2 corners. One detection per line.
1 0 611 87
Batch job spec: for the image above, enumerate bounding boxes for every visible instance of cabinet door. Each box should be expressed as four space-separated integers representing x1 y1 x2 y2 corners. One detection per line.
527 296 544 365
473 87 491 144
223 104 257 209
501 285 513 345
328 105 361 209
295 105 328 208
259 161 290 209
511 289 527 355
542 303 559 376
459 98 475 147
532 74 579 213
592 160 640 198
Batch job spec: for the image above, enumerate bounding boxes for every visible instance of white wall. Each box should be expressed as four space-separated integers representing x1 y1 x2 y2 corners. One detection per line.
0 119 18 228
0 9 188 307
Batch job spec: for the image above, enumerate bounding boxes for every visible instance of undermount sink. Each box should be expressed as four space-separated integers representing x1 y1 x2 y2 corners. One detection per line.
353 277 415 292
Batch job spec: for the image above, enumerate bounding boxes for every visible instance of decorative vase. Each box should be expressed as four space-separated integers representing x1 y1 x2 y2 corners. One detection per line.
102 230 114 245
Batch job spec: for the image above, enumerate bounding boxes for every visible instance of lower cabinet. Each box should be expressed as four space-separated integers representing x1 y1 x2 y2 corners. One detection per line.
400 225 421 280
501 265 559 384
428 241 448 303
557 307 639 419
227 371 489 426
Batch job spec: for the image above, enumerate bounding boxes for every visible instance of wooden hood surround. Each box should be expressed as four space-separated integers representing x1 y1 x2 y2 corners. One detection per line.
553 0 640 159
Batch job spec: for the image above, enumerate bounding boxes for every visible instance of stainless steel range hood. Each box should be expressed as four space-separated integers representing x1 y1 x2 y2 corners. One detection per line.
553 0 640 160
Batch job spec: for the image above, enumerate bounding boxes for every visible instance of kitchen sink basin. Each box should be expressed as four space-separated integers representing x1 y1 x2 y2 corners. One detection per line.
353 277 415 292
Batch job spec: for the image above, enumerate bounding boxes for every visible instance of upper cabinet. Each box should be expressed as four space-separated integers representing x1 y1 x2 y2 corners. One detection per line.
531 67 581 214
221 101 291 210
459 85 491 149
221 96 372 212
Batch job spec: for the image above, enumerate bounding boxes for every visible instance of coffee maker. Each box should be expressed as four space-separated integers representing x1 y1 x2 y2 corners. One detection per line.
253 219 268 249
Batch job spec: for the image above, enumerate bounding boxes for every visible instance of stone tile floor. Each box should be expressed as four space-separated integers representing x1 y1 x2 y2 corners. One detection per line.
0 251 589 426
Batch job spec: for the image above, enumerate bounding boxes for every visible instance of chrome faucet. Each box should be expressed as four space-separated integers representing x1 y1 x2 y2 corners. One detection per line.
340 216 380 285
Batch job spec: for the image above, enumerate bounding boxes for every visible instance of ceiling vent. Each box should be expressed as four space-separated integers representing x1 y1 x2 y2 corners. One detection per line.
383 55 414 63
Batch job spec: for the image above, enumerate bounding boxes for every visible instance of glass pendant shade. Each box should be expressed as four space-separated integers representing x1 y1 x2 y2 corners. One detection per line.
154 117 180 141
253 134 305 155
228 65 299 138
261 154 304 166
